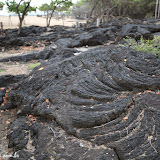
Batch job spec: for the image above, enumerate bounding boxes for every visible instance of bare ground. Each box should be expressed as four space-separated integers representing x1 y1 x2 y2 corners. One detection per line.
0 109 17 160
0 47 45 76
0 61 38 76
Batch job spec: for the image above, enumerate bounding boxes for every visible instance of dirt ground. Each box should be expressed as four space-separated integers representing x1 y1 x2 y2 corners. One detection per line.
0 109 17 160
0 61 38 76
0 16 86 29
0 47 45 76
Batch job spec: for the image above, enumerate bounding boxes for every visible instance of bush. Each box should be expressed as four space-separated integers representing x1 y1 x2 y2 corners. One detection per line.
121 36 160 58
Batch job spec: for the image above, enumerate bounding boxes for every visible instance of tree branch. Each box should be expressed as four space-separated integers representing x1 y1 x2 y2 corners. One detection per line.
16 0 23 20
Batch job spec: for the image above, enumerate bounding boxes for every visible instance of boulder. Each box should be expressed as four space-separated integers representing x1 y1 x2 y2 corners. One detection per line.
119 24 151 39
68 28 112 47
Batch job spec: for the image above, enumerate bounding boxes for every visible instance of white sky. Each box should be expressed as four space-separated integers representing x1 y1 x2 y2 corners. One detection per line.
0 0 78 15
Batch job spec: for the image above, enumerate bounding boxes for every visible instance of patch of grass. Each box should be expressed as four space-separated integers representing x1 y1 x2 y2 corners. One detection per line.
120 36 160 58
0 69 5 72
29 62 41 70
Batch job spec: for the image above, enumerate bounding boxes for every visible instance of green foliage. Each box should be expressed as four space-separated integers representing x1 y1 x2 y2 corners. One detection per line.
39 0 73 27
85 0 156 18
0 1 4 10
29 63 41 70
6 0 17 13
6 0 36 15
121 36 160 58
112 0 156 18
56 1 73 12
0 69 5 72
39 0 73 12
39 3 50 12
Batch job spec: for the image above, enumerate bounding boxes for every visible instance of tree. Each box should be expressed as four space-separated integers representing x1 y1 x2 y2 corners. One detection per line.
6 0 36 35
0 2 4 10
82 0 156 26
39 3 49 17
72 0 90 19
112 0 156 18
84 0 115 26
39 0 73 27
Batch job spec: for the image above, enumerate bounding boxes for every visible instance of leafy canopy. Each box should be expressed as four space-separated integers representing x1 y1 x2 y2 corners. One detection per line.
0 1 4 10
6 0 36 15
39 3 50 12
39 0 73 12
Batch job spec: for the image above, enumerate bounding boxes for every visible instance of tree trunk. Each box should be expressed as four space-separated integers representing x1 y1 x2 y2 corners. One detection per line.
46 11 49 27
158 0 160 18
86 1 99 25
18 18 23 35
16 0 31 35
47 6 56 27
155 0 159 18
48 16 52 27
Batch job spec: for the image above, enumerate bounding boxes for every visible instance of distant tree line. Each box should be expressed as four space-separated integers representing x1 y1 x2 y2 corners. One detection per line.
113 0 156 18
0 0 158 34
73 0 157 25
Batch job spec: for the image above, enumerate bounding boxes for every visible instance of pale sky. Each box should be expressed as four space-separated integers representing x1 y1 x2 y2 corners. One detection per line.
0 0 79 15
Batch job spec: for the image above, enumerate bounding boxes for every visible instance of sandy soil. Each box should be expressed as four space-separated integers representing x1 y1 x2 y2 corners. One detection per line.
0 61 36 76
0 47 45 76
0 16 86 29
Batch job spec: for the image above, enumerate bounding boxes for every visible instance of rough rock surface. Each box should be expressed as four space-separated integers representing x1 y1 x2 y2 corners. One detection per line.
2 19 160 51
0 75 26 106
4 45 160 160
0 26 83 50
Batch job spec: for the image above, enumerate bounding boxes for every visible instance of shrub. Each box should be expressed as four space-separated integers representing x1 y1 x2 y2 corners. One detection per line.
121 36 160 58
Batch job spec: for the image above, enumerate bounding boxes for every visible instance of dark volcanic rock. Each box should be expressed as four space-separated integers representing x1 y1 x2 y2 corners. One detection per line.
68 28 113 47
0 74 26 106
0 51 42 62
0 74 25 88
6 38 24 46
38 43 77 61
1 26 83 49
119 24 151 40
6 45 160 159
2 20 160 51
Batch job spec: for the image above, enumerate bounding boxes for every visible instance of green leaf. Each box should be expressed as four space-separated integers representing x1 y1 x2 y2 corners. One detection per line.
120 36 160 58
